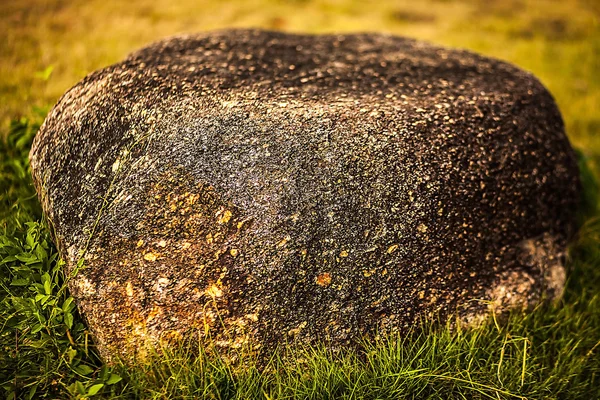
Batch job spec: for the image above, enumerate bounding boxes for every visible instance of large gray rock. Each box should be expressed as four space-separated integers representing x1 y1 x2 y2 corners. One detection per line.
30 29 580 361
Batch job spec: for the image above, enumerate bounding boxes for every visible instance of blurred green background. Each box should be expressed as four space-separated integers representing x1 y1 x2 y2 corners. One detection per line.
1 0 598 155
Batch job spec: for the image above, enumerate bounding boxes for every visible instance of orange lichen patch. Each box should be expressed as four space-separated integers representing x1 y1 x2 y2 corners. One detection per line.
387 244 399 254
417 223 428 233
68 170 257 363
316 272 332 286
339 250 349 257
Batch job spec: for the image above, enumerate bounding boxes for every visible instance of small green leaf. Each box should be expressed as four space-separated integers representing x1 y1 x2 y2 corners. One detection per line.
44 278 52 295
10 278 29 286
32 283 45 294
0 255 17 264
87 383 104 396
75 380 86 395
62 296 74 312
35 293 49 303
34 245 48 262
31 323 44 334
66 347 77 363
67 383 77 396
106 374 122 385
98 366 109 381
15 253 37 264
76 364 95 376
25 230 35 249
27 383 38 400
34 312 47 324
64 312 74 329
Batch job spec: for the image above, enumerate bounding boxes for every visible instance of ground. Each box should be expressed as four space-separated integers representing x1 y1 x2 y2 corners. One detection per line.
1 0 599 398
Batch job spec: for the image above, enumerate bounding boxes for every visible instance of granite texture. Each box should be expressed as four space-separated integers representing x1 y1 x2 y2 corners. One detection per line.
29 29 581 361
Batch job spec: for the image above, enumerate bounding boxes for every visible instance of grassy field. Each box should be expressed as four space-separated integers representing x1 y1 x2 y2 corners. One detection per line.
1 0 599 398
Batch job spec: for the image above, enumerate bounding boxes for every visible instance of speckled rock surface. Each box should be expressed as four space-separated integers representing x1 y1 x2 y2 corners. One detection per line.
30 29 580 361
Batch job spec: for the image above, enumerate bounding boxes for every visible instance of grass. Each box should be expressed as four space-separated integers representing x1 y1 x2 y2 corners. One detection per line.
1 0 600 398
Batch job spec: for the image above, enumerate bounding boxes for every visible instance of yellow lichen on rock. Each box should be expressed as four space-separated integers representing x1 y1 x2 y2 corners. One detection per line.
218 209 233 224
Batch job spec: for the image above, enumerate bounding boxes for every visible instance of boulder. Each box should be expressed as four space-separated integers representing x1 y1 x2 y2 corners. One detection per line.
30 29 581 361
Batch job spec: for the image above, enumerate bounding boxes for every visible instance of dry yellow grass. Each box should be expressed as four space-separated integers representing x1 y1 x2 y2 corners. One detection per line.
1 0 598 154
